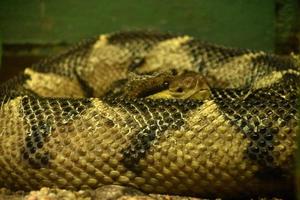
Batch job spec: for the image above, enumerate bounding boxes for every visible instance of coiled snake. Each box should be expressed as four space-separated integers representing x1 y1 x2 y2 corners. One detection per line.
0 31 299 199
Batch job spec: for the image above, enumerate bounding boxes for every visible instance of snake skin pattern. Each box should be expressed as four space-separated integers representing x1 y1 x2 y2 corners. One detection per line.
0 31 299 199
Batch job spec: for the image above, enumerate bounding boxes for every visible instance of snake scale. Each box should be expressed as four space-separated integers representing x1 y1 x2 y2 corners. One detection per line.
0 31 299 199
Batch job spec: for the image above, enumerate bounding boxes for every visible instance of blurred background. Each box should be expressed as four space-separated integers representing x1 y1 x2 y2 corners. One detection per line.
0 0 299 83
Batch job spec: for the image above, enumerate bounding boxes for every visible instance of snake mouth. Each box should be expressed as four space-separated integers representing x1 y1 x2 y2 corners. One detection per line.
148 88 211 100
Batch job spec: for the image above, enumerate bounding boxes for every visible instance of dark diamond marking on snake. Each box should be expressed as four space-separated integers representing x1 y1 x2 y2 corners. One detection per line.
212 74 298 170
114 98 202 171
21 96 92 168
251 54 299 71
107 31 176 67
108 31 174 46
74 70 94 97
32 37 98 78
184 39 251 72
0 74 37 103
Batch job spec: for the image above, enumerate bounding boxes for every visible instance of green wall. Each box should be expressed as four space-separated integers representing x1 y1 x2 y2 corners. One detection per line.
0 0 274 51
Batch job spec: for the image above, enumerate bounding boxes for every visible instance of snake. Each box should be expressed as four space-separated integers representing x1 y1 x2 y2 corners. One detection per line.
0 31 299 199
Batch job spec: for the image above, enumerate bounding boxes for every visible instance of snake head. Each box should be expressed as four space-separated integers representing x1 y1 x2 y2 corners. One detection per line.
104 69 212 100
149 71 212 100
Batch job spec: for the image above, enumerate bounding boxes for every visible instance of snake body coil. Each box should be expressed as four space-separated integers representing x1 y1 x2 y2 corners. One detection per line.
0 31 299 198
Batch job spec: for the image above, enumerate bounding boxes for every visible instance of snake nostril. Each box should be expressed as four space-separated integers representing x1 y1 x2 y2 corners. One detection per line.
175 87 184 93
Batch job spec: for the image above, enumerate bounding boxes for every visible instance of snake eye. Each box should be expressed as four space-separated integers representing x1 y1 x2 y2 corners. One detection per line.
163 81 169 87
